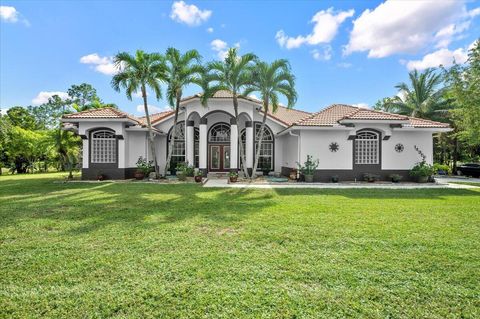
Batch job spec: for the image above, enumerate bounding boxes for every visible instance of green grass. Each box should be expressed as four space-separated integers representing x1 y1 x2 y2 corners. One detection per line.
1 173 479 318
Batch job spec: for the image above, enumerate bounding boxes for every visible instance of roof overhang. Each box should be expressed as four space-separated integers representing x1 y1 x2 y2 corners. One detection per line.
392 127 452 132
277 125 353 136
338 119 410 124
126 126 166 135
60 118 139 125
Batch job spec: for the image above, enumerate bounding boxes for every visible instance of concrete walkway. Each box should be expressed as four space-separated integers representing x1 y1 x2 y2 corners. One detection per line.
203 178 479 189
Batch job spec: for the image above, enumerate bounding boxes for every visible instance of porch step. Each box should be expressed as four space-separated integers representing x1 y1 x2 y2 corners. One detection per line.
207 172 229 179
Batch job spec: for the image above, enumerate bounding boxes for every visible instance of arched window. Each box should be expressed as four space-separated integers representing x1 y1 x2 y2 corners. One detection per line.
209 123 230 142
91 130 116 163
355 131 379 164
240 124 274 170
255 123 274 170
167 122 199 170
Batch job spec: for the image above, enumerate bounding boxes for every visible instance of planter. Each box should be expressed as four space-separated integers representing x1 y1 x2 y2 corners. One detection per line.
331 176 339 183
304 174 314 183
134 171 145 180
97 174 105 181
416 175 429 183
289 170 297 180
194 175 203 183
229 176 238 183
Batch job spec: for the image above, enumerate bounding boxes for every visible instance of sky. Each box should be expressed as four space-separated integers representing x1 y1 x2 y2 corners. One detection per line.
1 0 479 116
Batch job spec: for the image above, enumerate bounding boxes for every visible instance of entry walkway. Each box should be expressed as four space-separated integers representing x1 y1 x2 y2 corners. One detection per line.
203 178 478 189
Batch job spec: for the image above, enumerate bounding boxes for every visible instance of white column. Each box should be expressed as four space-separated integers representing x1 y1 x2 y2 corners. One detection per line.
118 138 125 168
186 121 195 166
245 121 253 169
199 119 208 172
82 139 89 168
230 119 238 170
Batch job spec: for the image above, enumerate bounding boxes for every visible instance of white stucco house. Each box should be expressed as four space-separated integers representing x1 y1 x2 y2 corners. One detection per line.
61 90 451 181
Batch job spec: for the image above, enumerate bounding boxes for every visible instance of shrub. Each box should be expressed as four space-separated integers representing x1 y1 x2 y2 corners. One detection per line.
410 162 435 178
176 162 195 177
363 173 379 182
389 174 403 183
433 163 451 175
136 156 154 175
296 155 319 176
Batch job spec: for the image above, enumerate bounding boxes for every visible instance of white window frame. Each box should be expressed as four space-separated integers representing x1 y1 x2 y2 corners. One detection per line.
355 131 379 165
91 130 117 164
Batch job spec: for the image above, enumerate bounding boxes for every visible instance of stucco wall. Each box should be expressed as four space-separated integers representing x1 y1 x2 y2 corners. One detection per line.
382 130 433 169
299 130 353 169
281 132 299 168
125 131 148 168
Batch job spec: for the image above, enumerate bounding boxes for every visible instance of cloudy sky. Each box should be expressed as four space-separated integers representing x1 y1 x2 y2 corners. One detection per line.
1 0 479 115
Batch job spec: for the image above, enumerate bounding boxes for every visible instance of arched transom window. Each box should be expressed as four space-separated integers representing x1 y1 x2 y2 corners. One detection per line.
209 123 230 142
91 130 116 163
355 131 379 164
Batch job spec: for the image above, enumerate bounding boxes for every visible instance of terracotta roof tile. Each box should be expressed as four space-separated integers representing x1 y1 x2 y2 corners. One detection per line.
139 110 175 124
62 107 141 124
294 104 450 128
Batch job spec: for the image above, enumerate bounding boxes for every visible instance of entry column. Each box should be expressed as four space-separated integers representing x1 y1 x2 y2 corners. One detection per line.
230 118 238 171
245 121 254 176
199 118 208 176
186 120 195 166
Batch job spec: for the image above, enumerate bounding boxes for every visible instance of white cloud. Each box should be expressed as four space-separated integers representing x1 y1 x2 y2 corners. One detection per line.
405 47 469 71
170 1 211 26
136 104 170 114
311 46 332 61
276 7 354 49
32 91 69 105
0 6 29 25
337 62 352 68
80 53 120 75
352 103 369 109
211 39 238 59
207 27 214 33
344 0 477 58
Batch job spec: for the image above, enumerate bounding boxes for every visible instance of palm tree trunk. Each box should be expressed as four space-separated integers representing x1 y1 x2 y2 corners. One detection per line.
452 135 459 174
233 95 249 178
142 85 160 178
252 102 268 177
164 95 181 176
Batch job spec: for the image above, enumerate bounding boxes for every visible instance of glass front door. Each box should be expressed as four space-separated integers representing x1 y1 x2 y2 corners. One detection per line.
209 145 230 171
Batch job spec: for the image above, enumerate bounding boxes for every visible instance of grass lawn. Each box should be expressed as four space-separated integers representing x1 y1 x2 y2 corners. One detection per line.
1 173 479 318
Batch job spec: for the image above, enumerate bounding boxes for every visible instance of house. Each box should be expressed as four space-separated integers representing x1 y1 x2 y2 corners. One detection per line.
61 90 451 181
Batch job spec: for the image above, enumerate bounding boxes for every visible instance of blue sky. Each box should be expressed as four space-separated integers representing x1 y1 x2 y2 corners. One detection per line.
1 0 479 115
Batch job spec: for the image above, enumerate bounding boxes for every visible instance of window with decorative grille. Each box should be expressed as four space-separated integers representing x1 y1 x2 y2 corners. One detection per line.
91 130 116 163
355 131 379 165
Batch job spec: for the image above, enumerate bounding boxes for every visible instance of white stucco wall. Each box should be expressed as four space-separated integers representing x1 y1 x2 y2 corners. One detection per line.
280 132 299 168
299 130 353 169
382 130 433 169
125 131 148 168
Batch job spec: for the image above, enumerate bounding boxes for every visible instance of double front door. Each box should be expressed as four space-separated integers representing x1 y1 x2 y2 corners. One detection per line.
209 145 230 171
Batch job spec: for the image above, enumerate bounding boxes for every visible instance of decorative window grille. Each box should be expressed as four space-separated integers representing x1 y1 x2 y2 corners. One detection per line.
355 131 379 164
91 130 116 163
255 123 274 170
209 124 230 142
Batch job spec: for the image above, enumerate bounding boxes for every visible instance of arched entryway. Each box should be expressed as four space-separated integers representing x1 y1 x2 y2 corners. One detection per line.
208 123 231 171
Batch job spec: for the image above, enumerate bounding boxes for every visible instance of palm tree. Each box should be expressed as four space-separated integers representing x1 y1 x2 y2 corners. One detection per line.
205 48 257 177
163 48 204 176
385 68 449 120
244 59 297 176
111 50 166 178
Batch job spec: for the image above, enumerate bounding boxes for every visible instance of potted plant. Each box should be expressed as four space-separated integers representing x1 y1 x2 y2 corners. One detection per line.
363 173 378 183
331 175 339 183
176 163 188 181
409 161 435 183
194 170 203 183
289 169 297 181
96 171 105 181
389 174 402 183
262 163 270 176
135 156 153 180
229 171 238 183
296 155 319 183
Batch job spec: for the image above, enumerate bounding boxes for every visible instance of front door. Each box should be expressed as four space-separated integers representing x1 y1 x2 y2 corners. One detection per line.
209 145 230 171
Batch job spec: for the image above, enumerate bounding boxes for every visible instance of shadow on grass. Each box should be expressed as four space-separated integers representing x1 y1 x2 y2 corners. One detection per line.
0 176 275 234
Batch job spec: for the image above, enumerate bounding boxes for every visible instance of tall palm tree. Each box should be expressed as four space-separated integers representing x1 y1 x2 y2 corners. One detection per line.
244 59 297 176
111 50 166 178
205 48 257 177
385 68 449 119
163 48 204 176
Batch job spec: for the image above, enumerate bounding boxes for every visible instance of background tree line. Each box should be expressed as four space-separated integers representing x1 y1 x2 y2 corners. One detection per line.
374 40 480 172
0 83 114 175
